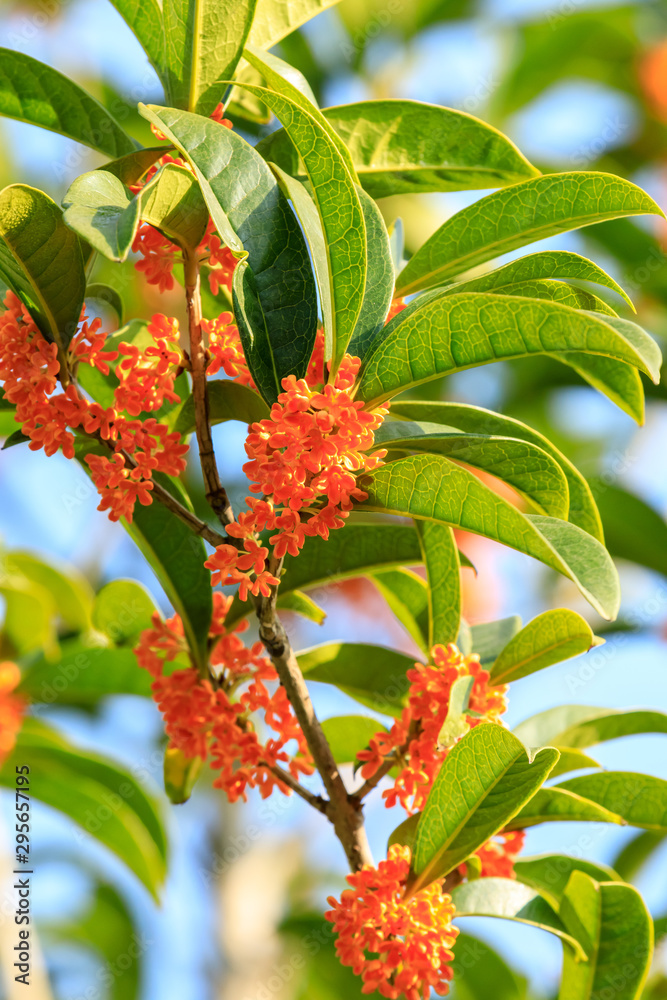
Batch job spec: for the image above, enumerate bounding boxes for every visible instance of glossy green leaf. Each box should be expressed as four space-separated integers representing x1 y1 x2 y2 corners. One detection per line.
590 482 667 578
396 173 664 296
0 48 136 157
514 854 618 909
101 146 167 186
140 105 318 402
106 0 166 81
347 187 394 359
558 872 652 1000
550 748 601 778
225 523 424 628
443 251 633 310
229 84 366 372
375 420 571 518
162 0 257 115
125 475 212 670
505 787 627 830
358 293 661 408
0 184 87 351
468 616 523 666
92 579 159 644
18 639 153 705
0 719 167 899
513 706 667 751
558 353 646 425
407 724 559 892
173 379 269 435
276 589 327 624
415 520 461 647
140 162 209 249
299 642 415 716
248 0 343 48
555 773 667 831
360 454 620 619
63 169 141 262
320 715 386 764
259 99 539 197
372 568 429 652
451 877 585 959
489 609 600 684
481 277 618 316
389 400 603 540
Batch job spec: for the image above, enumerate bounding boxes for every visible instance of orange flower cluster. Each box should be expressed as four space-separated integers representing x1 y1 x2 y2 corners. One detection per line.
357 643 508 814
459 831 526 880
202 311 254 386
325 843 458 999
205 352 388 602
0 293 188 522
135 593 313 802
0 662 24 763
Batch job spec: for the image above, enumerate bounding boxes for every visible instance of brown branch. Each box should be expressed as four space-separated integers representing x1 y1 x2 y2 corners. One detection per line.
264 762 329 814
183 249 234 528
352 720 419 802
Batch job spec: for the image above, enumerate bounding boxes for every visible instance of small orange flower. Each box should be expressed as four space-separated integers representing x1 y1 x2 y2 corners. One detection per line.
461 830 526 879
325 843 458 999
0 662 24 763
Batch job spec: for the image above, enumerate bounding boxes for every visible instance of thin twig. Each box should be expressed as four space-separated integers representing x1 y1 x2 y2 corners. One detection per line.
183 249 234 528
265 763 329 814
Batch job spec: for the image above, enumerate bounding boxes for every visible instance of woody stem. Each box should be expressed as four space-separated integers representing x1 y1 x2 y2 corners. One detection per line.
183 249 234 528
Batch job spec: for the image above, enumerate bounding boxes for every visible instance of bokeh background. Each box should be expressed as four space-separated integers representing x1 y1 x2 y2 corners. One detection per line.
0 0 666 996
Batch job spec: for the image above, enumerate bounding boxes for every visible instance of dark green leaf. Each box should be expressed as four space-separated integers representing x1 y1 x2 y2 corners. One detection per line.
372 568 429 652
347 187 394 359
450 931 527 1000
0 48 136 157
299 642 415 716
173 378 269 434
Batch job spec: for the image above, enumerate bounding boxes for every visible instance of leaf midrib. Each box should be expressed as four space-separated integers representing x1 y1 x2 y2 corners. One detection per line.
491 629 590 684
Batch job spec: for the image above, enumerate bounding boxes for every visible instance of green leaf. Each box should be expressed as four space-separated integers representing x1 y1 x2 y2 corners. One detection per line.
225 523 424 628
442 251 634 310
276 589 326 624
505 787 627 830
558 872 652 1000
259 99 539 197
550 748 601 778
451 931 528 1000
468 616 522 666
140 162 209 249
0 719 167 899
248 0 343 48
2 550 93 632
360 454 620 619
101 146 167 186
437 674 474 748
489 609 600 684
556 773 667 832
389 400 603 540
320 715 386 764
92 579 159 644
451 877 585 959
407 724 559 893
347 187 394 359
140 105 318 402
0 184 87 351
396 172 665 296
514 854 618 909
416 520 461 647
358 293 661 408
173 378 269 434
125 475 213 670
476 277 618 316
372 568 429 652
513 706 667 751
558 353 646 425
375 420 571 518
162 0 257 115
63 169 142 262
229 84 366 372
106 0 166 83
611 832 667 884
0 575 56 657
18 640 153 705
298 642 415 716
0 48 136 157
590 482 667 577
85 283 124 326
